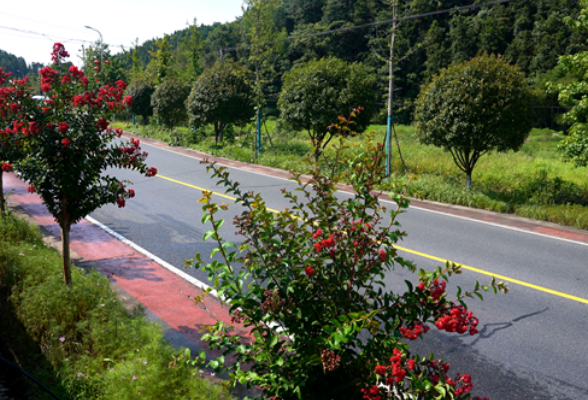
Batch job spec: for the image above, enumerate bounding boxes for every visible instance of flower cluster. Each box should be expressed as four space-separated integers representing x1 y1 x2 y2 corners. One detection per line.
51 42 69 62
399 321 430 340
418 279 447 301
435 304 479 335
40 66 59 92
261 289 285 315
321 349 341 372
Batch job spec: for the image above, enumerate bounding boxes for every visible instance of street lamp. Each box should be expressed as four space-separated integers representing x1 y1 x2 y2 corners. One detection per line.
85 25 103 65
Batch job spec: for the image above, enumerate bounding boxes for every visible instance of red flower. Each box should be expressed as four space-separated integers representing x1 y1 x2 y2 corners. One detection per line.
117 198 125 208
96 119 109 131
146 167 157 177
124 96 133 106
314 242 322 252
1 162 13 172
374 365 387 376
61 138 71 147
58 122 69 133
379 249 386 262
29 122 40 135
312 229 322 239
27 185 36 193
128 189 135 198
304 266 314 276
407 359 415 371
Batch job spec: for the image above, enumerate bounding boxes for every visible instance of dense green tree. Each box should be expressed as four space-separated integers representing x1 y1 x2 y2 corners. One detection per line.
185 61 255 145
126 78 155 123
150 79 190 129
551 0 588 166
415 54 533 188
278 57 377 160
148 34 174 83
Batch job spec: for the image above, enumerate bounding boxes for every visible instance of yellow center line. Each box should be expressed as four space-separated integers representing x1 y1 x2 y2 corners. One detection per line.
394 245 588 305
157 173 283 214
157 173 588 305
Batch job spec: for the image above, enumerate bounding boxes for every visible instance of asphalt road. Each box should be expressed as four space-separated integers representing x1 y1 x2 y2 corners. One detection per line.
90 139 588 400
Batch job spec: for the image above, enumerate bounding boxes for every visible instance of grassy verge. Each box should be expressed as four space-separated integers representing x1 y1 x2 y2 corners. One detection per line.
114 120 588 230
0 211 232 400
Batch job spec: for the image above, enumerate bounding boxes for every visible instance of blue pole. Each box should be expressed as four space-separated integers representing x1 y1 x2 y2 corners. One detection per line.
385 115 392 177
256 108 262 156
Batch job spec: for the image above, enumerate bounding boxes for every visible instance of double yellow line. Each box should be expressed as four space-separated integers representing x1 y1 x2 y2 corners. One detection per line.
157 173 588 305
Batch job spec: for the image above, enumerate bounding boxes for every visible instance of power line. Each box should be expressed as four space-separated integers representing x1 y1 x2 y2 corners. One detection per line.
0 11 131 42
0 25 122 48
222 0 513 52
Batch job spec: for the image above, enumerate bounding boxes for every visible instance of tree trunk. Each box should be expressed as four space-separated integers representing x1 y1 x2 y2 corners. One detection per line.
466 173 472 190
61 222 72 285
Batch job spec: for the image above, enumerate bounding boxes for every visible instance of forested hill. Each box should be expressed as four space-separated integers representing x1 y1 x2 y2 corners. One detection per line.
113 0 586 122
3 0 585 122
0 49 44 78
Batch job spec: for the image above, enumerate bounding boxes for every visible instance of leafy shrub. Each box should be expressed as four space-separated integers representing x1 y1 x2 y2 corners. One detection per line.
188 116 506 400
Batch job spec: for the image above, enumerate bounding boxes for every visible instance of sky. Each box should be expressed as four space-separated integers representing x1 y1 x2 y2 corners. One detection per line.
0 0 244 68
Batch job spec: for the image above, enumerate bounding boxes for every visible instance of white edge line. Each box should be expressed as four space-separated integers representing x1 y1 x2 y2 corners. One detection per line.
85 215 221 300
138 138 588 248
86 213 287 334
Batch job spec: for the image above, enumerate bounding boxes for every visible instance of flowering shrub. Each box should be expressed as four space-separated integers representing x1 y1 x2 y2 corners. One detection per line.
0 43 156 285
0 67 29 215
188 113 508 400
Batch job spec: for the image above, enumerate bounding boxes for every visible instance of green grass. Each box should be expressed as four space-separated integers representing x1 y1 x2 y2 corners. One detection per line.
0 212 232 400
114 120 588 230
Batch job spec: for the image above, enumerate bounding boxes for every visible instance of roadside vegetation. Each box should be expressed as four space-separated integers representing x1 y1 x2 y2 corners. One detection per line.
0 211 231 400
114 119 588 230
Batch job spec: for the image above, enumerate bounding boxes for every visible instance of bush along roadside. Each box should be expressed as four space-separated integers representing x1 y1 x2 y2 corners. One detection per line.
0 212 232 400
185 115 508 400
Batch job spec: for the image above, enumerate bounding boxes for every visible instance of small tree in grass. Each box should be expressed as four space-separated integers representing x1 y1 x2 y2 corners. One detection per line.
151 78 190 130
9 43 157 285
278 57 377 161
414 54 533 189
126 77 155 124
185 60 255 146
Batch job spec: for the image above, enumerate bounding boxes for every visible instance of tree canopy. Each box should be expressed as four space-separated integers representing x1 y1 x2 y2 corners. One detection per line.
414 54 533 188
278 57 377 160
186 61 255 145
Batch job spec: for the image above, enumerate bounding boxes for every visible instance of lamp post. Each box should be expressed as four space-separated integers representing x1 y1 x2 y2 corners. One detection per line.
84 25 103 65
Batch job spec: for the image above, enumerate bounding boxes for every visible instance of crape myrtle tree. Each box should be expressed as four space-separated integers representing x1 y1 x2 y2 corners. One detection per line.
186 111 507 400
414 53 533 189
150 78 190 131
185 60 255 145
0 68 28 215
278 57 378 161
10 43 157 285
